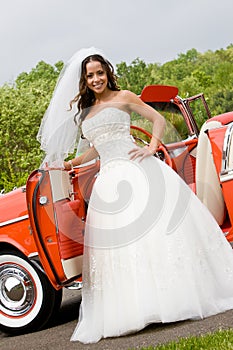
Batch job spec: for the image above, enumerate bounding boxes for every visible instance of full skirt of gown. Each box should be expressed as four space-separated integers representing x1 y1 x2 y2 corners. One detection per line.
70 108 233 343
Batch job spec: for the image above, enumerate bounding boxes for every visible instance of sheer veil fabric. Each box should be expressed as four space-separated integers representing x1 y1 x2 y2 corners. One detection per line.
37 47 105 168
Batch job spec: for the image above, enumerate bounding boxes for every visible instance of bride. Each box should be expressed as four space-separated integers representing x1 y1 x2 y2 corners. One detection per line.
37 47 233 344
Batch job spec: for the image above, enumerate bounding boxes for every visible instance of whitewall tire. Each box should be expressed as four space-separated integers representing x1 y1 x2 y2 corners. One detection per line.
0 250 62 335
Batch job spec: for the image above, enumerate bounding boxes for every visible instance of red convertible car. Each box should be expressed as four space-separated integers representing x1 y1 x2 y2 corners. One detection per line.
1 85 233 335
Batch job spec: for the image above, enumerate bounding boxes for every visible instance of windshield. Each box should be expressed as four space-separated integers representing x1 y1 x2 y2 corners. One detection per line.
186 97 211 129
131 101 190 144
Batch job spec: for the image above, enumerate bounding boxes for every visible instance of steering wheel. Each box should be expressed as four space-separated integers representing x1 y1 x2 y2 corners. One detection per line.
130 125 172 167
156 144 172 167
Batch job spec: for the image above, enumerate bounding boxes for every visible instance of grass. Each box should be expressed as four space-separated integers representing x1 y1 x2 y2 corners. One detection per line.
132 329 233 350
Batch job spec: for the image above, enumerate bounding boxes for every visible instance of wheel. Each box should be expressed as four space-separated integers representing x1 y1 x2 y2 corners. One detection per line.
0 250 62 335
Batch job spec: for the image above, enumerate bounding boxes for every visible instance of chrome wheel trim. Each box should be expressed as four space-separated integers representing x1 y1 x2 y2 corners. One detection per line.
0 254 43 328
0 264 35 317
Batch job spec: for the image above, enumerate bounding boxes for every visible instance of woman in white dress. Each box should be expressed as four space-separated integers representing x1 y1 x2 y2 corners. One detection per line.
38 48 233 344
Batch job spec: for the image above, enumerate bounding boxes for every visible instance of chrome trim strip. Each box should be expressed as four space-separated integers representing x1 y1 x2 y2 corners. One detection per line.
220 122 233 182
220 171 233 183
28 252 39 258
0 214 29 227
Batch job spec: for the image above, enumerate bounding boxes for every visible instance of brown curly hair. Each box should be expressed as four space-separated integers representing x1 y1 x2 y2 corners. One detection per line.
70 54 120 124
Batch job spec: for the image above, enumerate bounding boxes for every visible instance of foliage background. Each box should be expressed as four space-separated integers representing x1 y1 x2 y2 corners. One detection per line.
1 45 233 191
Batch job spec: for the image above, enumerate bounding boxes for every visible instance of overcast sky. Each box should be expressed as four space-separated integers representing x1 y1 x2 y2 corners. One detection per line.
0 0 233 86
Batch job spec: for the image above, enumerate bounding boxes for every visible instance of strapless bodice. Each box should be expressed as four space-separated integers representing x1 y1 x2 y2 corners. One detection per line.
82 107 135 165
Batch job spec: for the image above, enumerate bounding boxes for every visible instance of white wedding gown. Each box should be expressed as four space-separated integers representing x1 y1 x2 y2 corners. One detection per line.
71 107 233 343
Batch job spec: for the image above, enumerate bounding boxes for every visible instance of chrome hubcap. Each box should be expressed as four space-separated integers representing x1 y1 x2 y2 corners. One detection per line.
0 263 35 316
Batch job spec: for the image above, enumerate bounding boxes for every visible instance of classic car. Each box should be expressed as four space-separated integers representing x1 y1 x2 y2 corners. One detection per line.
1 85 233 335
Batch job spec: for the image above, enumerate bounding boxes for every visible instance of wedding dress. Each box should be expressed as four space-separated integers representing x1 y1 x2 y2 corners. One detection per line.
71 107 233 343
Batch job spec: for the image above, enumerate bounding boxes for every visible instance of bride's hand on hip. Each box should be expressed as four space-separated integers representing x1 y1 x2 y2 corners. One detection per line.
128 146 154 162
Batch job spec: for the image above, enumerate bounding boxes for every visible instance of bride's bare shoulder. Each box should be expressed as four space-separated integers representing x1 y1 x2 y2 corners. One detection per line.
116 90 138 101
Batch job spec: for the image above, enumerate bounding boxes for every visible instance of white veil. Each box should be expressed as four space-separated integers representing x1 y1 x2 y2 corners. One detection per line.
37 47 105 168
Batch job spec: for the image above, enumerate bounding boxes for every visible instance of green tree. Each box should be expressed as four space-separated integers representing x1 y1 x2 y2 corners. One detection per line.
117 58 155 94
0 61 63 191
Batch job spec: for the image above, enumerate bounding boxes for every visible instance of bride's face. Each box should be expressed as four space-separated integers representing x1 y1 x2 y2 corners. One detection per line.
85 61 108 94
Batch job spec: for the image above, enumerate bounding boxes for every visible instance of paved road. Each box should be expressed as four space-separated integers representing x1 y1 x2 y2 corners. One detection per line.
1 289 233 350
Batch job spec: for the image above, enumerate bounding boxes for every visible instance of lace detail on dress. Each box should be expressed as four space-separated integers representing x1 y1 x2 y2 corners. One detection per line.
82 107 130 140
82 107 135 166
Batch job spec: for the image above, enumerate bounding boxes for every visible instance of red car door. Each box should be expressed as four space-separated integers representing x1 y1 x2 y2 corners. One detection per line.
26 161 99 289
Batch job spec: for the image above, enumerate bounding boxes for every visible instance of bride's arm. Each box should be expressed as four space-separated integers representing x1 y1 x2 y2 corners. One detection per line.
64 146 99 170
123 90 166 160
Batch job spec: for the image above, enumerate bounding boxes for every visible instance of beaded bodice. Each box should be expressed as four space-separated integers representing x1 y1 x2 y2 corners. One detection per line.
82 107 134 166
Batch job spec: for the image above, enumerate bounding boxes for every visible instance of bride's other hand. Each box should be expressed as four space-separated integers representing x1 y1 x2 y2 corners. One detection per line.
64 160 73 170
128 146 154 162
